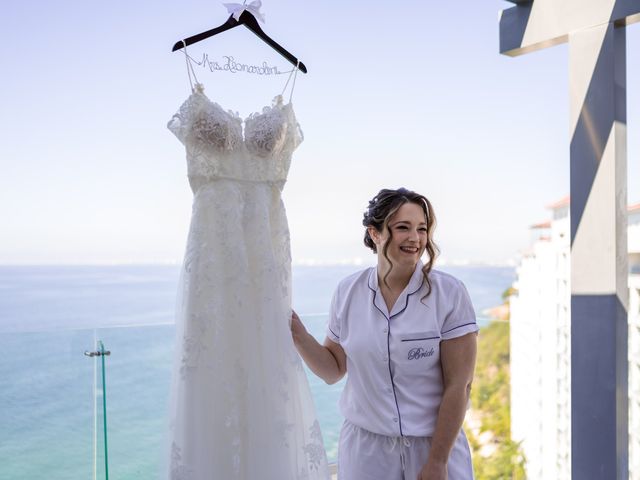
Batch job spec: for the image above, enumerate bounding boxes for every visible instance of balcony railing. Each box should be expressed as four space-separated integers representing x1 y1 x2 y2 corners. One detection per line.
0 316 341 479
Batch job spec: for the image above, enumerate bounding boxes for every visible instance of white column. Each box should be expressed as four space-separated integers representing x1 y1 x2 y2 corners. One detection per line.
568 22 628 479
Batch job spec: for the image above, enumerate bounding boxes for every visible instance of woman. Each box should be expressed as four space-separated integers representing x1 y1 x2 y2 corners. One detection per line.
291 188 478 480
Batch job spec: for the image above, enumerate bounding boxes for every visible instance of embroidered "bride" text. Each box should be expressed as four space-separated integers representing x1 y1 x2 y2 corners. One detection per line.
408 347 435 360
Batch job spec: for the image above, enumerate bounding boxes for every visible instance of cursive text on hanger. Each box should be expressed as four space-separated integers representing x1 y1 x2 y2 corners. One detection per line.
186 53 286 75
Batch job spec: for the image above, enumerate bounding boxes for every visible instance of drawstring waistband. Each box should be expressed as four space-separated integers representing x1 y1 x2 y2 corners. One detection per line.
386 436 412 479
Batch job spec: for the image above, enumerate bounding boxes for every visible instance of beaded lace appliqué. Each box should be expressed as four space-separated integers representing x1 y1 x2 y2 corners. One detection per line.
170 443 193 480
304 420 327 471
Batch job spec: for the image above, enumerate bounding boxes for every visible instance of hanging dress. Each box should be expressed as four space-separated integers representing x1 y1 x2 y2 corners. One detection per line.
165 52 330 480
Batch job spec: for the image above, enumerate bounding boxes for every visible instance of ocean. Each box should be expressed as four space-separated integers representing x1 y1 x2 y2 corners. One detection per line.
0 264 515 479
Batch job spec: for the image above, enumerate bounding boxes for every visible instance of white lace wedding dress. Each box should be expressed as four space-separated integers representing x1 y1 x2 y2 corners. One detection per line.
165 80 329 480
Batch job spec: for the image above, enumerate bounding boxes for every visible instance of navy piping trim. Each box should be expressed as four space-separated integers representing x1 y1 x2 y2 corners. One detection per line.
369 284 389 321
328 326 340 339
389 276 426 320
368 283 403 437
401 336 440 342
441 322 477 335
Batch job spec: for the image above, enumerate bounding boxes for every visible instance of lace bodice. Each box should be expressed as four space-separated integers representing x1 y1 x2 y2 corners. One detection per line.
168 84 303 191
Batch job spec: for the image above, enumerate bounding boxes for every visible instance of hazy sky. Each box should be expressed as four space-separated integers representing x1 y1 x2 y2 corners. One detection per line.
1 1 638 265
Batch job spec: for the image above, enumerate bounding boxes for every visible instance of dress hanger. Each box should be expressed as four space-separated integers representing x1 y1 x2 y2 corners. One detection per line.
171 3 307 74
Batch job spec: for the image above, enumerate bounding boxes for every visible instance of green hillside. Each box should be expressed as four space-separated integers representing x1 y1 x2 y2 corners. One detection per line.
466 291 526 479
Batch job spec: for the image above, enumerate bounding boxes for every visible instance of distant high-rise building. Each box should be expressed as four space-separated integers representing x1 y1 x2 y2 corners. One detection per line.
509 197 640 479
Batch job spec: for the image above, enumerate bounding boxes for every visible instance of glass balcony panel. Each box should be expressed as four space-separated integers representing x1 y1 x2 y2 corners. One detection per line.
0 329 95 480
92 325 174 479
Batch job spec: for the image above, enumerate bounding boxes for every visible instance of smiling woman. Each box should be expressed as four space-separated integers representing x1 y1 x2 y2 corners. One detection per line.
291 187 479 480
362 188 438 310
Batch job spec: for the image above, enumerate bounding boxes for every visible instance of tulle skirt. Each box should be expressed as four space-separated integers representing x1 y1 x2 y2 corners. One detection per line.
164 179 329 479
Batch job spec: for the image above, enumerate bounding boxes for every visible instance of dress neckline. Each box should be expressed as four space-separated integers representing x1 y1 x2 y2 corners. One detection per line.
189 82 294 124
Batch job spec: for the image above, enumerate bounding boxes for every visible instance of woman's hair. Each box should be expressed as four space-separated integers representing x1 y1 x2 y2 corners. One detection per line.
362 187 439 296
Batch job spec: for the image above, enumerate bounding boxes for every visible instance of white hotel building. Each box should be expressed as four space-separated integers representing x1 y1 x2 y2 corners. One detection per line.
509 197 640 480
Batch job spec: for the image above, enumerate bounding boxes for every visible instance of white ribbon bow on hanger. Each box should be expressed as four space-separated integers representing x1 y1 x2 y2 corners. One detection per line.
223 0 266 23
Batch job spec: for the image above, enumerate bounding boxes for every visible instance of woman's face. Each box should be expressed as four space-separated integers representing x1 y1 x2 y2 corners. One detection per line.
369 202 428 271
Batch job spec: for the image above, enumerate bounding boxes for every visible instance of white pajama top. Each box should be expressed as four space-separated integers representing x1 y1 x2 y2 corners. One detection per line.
326 262 478 438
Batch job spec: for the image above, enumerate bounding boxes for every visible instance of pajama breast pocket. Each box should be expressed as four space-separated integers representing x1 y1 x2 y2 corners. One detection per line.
398 331 441 369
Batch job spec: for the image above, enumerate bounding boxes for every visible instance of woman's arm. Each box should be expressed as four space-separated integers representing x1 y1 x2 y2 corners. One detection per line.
419 332 477 480
291 310 347 385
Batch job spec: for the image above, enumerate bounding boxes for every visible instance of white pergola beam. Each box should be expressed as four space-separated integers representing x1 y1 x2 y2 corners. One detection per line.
500 0 640 56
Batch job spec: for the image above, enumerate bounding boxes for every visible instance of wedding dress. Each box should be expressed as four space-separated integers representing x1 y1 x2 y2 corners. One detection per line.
165 58 329 479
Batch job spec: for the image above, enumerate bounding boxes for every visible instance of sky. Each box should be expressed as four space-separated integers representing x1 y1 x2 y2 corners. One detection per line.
0 1 638 265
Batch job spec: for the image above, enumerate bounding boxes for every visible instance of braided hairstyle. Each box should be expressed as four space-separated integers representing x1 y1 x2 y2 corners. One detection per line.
362 187 439 297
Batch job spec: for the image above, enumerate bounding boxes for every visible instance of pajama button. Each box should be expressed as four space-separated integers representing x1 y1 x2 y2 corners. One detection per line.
393 417 398 423
383 328 388 333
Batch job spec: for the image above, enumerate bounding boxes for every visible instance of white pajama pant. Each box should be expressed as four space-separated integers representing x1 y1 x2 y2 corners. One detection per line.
337 420 474 480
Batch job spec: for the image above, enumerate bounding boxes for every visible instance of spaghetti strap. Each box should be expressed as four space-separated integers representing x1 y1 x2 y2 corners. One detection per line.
280 61 300 103
181 40 201 92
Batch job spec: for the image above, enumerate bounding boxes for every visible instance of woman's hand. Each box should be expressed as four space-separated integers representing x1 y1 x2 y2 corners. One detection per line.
418 460 447 480
289 310 347 384
290 310 308 345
